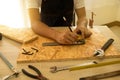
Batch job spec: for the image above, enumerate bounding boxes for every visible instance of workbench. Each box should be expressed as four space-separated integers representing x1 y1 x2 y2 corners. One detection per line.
0 26 120 80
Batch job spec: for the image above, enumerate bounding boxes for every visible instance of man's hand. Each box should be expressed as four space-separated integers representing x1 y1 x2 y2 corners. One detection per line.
55 30 79 44
74 25 92 39
75 7 92 39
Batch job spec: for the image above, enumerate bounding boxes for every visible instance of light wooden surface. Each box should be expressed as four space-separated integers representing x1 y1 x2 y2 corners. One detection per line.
0 26 120 80
17 28 120 62
0 25 38 43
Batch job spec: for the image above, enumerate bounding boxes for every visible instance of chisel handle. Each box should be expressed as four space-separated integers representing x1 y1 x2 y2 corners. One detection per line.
101 38 114 51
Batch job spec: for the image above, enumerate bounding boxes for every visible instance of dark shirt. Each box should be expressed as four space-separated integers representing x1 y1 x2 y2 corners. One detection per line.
41 0 74 26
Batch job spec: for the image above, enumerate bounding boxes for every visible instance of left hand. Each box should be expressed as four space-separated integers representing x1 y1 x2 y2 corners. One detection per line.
74 25 92 39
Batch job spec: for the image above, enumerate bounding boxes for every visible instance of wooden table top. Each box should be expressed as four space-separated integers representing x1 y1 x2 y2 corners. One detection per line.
0 26 120 80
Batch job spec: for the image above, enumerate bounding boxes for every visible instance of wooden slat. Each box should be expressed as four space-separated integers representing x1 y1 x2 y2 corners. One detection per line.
0 25 38 43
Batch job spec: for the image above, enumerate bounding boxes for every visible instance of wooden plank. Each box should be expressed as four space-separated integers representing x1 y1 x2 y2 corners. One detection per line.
0 25 38 43
17 28 120 63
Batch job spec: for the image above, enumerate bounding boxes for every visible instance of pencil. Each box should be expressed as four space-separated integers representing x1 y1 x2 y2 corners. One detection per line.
63 17 73 32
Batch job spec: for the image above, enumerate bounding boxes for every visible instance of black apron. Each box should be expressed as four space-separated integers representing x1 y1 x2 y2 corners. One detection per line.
41 0 74 26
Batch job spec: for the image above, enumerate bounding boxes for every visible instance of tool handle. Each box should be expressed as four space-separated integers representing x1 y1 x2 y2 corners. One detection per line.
0 52 14 70
0 33 2 40
101 38 114 51
79 70 120 80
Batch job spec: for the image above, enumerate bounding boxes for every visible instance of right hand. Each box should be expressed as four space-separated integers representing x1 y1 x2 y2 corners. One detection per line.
55 30 79 44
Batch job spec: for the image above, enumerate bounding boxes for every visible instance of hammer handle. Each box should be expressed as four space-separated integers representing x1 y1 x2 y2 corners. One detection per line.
101 38 114 51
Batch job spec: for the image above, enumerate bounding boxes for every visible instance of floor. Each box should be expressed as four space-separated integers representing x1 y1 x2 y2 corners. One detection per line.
109 26 120 39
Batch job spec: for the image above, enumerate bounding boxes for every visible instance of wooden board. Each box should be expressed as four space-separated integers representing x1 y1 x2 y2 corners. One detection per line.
0 25 38 43
17 29 120 63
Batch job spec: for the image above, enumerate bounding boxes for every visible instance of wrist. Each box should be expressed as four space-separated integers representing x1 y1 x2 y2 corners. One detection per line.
77 18 88 27
51 29 61 42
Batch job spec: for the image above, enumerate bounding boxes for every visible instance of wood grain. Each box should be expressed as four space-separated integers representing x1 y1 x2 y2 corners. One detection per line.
0 25 38 43
17 28 120 63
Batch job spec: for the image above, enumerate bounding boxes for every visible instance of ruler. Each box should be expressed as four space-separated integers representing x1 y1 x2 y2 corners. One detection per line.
42 39 85 46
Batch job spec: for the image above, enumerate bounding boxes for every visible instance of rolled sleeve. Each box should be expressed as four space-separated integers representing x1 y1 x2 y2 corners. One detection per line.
74 0 85 9
26 0 41 9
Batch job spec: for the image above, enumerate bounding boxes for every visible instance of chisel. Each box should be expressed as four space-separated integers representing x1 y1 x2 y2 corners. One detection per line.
0 52 20 80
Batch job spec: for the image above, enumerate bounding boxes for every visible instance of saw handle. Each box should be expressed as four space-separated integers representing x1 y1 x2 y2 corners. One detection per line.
101 38 114 51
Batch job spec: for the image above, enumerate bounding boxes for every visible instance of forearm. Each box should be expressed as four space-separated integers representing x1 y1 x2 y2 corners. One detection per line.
28 8 60 41
77 17 88 27
75 7 92 38
31 21 60 41
75 7 87 27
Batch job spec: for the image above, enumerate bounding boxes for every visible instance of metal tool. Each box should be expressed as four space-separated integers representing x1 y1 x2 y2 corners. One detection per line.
93 38 114 57
0 52 20 80
22 47 38 55
70 60 120 71
2 72 19 80
50 60 120 73
22 65 48 80
63 16 73 32
42 17 85 46
50 61 97 73
89 12 96 28
79 70 120 80
42 39 85 46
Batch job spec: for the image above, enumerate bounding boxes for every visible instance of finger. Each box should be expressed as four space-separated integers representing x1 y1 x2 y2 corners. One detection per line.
68 32 79 42
60 35 73 44
80 28 85 39
64 39 73 44
65 36 75 44
84 29 92 38
70 32 78 40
